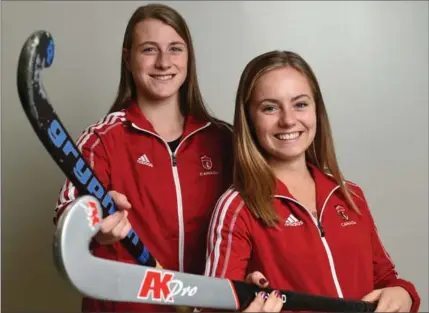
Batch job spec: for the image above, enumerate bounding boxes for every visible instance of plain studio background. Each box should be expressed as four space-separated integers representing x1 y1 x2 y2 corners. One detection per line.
1 1 428 311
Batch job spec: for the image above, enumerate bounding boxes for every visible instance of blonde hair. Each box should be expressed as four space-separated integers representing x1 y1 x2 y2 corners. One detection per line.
233 50 360 227
108 3 214 123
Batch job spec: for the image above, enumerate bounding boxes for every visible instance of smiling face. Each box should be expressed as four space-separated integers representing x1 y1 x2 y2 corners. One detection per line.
248 66 317 164
125 18 188 101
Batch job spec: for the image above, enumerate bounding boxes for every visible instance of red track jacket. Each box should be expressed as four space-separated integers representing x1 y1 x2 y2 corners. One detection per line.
54 101 233 312
205 163 420 312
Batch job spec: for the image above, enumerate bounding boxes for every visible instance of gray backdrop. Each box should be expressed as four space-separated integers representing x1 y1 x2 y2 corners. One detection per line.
1 1 428 311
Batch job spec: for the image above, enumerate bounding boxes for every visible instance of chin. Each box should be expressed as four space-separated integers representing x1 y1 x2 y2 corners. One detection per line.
279 154 305 162
150 90 179 101
269 149 307 163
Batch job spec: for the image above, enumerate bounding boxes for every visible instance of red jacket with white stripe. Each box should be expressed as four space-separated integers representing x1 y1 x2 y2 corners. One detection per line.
205 163 420 312
54 101 233 312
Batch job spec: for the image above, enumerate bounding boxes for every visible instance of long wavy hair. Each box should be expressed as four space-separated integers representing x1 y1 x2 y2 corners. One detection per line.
233 50 360 227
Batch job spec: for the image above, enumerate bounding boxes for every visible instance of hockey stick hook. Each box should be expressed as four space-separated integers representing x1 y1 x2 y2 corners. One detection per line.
53 195 240 309
17 30 55 125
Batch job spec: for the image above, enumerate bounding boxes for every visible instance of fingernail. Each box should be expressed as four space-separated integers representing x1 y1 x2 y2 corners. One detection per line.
275 290 281 298
258 291 266 298
259 278 267 285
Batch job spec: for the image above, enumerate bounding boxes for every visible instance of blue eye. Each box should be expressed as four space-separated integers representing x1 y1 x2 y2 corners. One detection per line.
295 102 308 109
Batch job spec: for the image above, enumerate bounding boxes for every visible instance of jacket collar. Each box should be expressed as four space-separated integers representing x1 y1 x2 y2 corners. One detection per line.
125 99 211 139
274 162 340 208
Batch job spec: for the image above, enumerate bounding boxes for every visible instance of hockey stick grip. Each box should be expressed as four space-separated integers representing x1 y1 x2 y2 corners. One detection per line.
16 30 157 268
232 280 377 312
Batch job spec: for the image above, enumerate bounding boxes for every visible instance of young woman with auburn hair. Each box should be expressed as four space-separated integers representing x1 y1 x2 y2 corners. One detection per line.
52 3 238 312
205 50 420 312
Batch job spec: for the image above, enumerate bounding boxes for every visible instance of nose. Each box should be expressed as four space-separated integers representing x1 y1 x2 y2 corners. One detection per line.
279 107 296 128
155 51 172 69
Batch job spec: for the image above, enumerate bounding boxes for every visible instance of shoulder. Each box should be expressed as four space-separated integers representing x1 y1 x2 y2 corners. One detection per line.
340 178 374 218
76 110 126 142
196 118 233 155
208 118 233 139
211 187 252 226
320 167 367 202
213 118 233 133
319 167 372 215
343 179 367 201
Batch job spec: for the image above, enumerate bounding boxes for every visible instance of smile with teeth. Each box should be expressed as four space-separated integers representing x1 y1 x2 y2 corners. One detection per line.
275 132 301 141
150 74 175 81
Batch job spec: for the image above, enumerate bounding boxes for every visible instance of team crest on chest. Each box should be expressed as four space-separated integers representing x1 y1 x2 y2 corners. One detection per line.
335 205 348 221
335 204 357 227
200 155 213 170
199 154 218 176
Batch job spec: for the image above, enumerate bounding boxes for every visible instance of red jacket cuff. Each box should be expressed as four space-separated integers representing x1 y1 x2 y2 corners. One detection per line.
386 279 420 312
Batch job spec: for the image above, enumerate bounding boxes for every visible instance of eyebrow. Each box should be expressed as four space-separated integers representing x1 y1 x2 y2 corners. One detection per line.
291 94 311 101
137 41 186 47
258 94 311 104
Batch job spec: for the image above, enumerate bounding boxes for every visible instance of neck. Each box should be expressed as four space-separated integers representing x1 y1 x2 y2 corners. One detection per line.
268 156 312 186
136 92 184 141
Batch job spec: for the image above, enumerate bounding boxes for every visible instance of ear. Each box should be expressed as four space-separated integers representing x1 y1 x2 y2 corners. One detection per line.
122 48 130 71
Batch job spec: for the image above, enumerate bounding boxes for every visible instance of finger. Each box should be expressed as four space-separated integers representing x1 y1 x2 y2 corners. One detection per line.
94 231 115 245
362 289 382 302
99 211 126 234
379 300 399 313
95 213 127 244
242 291 266 312
111 211 130 238
272 291 284 312
119 216 132 239
374 298 390 312
389 303 401 312
96 211 127 245
262 290 281 312
109 190 132 210
245 271 269 288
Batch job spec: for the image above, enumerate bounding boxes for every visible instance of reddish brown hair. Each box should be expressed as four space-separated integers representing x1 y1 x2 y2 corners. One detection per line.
233 50 360 226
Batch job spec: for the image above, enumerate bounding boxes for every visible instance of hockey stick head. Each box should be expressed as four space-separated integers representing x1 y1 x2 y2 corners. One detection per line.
17 30 55 125
53 195 101 281
53 196 239 309
53 195 123 300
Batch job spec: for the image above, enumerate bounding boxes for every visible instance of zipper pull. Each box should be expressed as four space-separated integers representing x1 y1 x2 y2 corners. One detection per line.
317 220 325 237
172 153 177 167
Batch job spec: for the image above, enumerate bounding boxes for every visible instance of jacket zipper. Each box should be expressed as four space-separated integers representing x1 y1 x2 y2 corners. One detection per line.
276 185 344 298
317 220 325 237
131 122 211 272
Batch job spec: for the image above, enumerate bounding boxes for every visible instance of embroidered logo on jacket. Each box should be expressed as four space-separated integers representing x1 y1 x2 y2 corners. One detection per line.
336 205 348 221
200 155 212 170
284 213 304 227
200 155 218 176
335 205 356 227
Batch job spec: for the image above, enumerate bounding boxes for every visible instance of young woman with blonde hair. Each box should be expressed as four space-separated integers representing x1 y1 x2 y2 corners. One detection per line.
205 50 420 312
